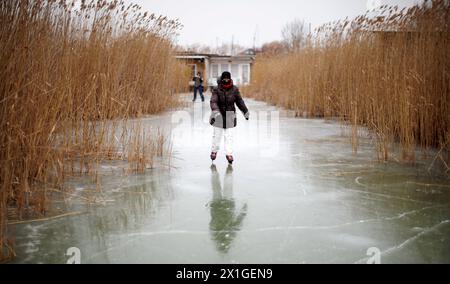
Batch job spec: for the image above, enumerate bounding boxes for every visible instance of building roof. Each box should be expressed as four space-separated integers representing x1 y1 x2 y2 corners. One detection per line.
175 51 254 61
174 55 209 60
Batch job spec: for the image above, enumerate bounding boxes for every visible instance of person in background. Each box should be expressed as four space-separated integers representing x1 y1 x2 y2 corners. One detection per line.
192 72 204 102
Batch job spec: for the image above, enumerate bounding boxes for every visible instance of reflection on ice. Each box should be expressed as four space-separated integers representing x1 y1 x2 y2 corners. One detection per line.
209 165 247 254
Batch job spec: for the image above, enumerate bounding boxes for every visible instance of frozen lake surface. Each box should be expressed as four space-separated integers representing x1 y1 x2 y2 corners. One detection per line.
11 94 450 263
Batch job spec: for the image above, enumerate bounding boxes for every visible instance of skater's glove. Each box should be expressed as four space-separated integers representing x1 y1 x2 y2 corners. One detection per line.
244 112 250 120
210 111 220 125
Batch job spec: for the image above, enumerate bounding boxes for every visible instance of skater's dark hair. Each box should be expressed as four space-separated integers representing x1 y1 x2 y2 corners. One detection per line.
221 71 231 80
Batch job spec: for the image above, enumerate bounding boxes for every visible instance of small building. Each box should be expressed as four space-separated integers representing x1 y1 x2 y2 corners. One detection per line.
175 49 255 90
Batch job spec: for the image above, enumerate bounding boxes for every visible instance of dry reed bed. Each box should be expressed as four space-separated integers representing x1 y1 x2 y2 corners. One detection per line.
0 0 189 260
245 1 449 165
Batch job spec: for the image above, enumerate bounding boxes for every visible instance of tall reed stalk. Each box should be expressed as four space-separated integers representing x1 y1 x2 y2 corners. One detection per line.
0 0 188 261
245 0 449 165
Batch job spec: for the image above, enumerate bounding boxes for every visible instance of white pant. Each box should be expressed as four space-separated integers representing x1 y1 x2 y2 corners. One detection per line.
211 127 233 155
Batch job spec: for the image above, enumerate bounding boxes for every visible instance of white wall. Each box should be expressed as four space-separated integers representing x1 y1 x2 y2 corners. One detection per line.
209 60 251 86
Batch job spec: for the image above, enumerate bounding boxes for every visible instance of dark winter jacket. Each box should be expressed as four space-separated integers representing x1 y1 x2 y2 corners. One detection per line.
210 84 249 129
193 76 203 87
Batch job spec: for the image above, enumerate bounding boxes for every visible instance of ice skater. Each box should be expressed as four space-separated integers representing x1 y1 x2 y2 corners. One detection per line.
209 71 249 164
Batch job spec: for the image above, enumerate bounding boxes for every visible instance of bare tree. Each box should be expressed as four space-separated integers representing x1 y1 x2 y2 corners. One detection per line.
184 43 213 54
282 19 308 52
212 42 247 55
261 40 286 56
215 43 231 55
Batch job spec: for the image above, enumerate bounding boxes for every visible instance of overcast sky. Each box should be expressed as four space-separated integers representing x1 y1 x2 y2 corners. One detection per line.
128 0 420 47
